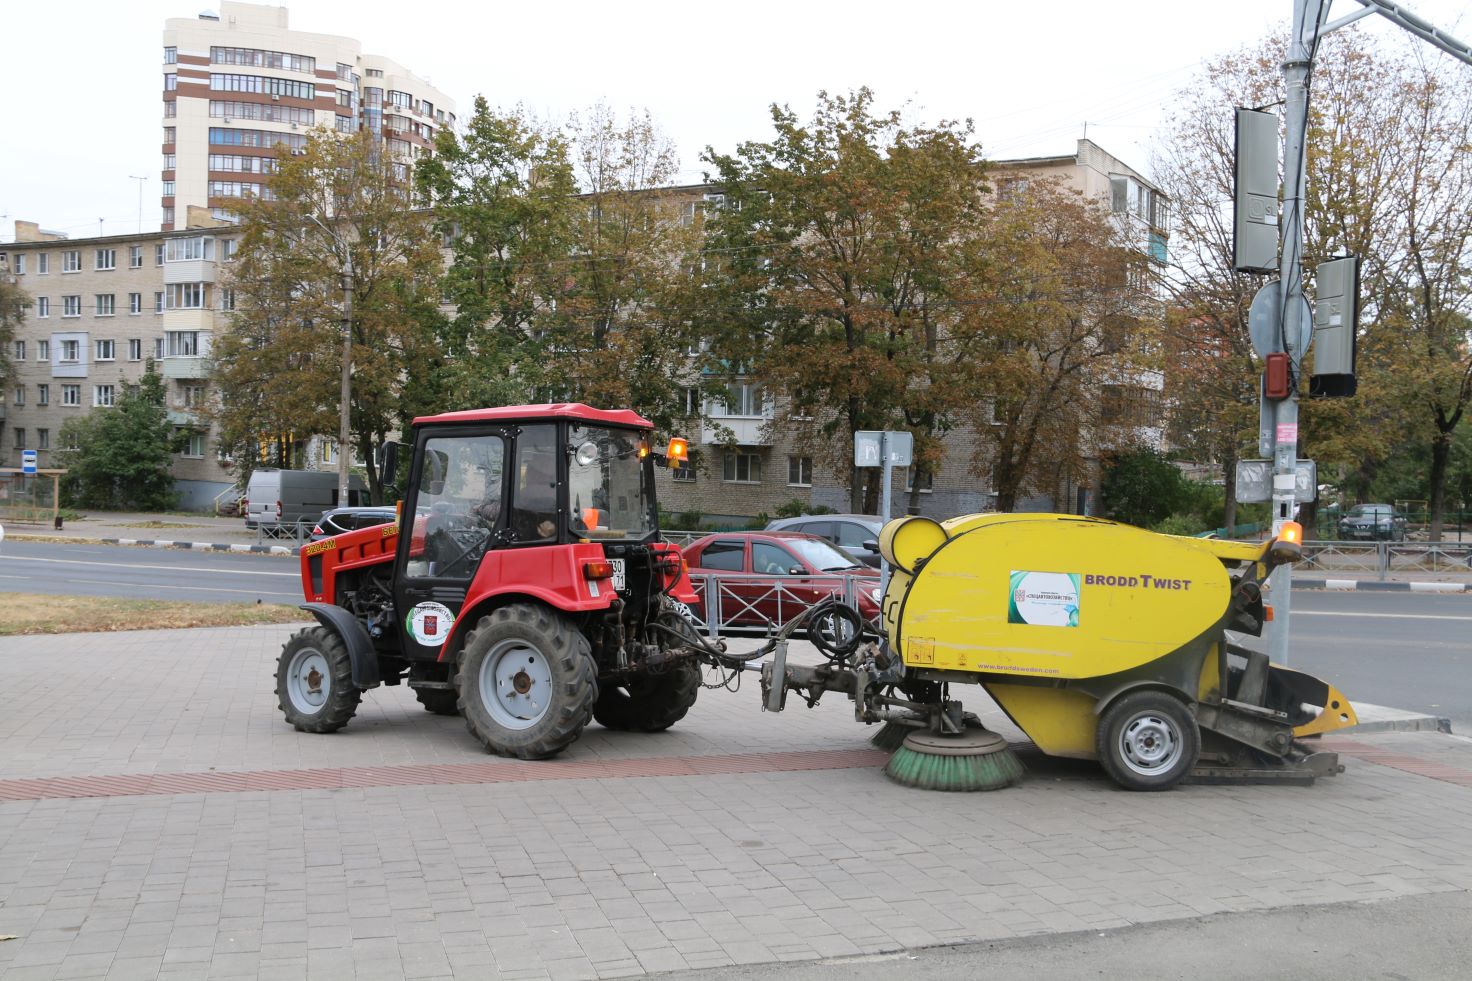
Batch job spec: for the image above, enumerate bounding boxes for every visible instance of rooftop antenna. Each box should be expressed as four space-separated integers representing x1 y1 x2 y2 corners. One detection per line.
128 175 149 234
98 217 105 237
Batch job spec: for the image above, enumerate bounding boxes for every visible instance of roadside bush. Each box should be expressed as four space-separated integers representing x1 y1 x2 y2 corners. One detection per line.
1152 513 1209 537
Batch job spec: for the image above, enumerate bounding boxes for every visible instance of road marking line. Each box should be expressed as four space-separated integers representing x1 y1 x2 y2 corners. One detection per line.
0 555 296 578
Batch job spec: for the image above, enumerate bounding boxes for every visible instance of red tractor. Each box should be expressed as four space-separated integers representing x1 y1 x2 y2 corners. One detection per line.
274 403 714 759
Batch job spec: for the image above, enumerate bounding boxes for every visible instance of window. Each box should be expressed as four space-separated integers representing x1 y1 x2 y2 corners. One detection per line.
219 288 235 311
162 181 175 198
129 293 142 315
182 384 206 407
207 129 307 151
166 283 206 310
753 542 800 577
129 245 143 268
35 297 48 318
62 384 81 406
182 432 206 458
94 385 116 407
905 467 934 493
12 428 23 450
128 339 142 361
680 386 701 416
12 340 24 360
13 386 24 405
163 127 176 145
163 46 177 64
36 429 48 450
208 73 315 100
207 154 277 174
96 339 115 361
723 450 763 483
37 253 48 274
162 153 176 171
695 540 744 572
96 249 116 270
164 100 177 118
60 339 80 362
166 331 200 356
95 294 115 316
209 100 314 125
220 239 238 262
166 237 213 262
37 385 49 406
62 295 81 318
671 461 696 482
154 338 165 359
154 291 165 313
713 382 766 417
164 73 177 91
155 244 165 266
12 255 23 275
37 340 49 360
209 47 315 74
787 456 813 487
388 89 413 108
62 250 80 272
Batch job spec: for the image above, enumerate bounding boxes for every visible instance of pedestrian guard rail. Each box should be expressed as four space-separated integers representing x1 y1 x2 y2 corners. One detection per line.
1299 539 1472 579
677 571 879 638
254 518 317 546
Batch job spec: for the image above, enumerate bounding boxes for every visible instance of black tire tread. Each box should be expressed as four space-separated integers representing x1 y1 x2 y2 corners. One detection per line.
414 688 460 716
593 661 701 732
456 604 596 760
275 625 362 733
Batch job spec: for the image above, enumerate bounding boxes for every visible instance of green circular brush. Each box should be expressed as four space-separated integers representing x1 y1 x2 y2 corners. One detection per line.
884 729 1024 792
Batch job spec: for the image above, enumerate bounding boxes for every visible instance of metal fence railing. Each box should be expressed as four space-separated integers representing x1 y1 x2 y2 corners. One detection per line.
1299 539 1472 580
679 571 878 639
253 518 316 547
1314 511 1472 542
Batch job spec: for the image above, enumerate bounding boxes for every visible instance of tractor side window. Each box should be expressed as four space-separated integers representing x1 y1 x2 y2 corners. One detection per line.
405 434 505 579
512 425 559 542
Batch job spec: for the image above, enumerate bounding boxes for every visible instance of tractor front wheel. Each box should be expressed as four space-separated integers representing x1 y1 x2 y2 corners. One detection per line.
593 661 701 732
456 604 597 759
1096 690 1200 791
276 626 362 733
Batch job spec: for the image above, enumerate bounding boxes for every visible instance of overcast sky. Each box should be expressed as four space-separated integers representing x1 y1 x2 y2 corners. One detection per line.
2 0 1467 241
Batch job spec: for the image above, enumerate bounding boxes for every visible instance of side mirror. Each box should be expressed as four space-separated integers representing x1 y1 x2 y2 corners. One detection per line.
379 441 400 488
862 540 880 553
789 567 805 576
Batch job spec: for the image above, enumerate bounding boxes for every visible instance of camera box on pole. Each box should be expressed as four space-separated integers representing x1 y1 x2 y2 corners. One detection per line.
1233 108 1280 274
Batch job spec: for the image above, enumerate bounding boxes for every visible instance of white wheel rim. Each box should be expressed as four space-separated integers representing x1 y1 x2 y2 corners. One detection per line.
480 639 553 730
286 647 330 714
1118 712 1182 776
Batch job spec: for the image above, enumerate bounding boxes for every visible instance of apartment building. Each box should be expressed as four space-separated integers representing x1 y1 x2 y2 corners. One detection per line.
657 139 1171 525
162 1 454 229
0 217 240 510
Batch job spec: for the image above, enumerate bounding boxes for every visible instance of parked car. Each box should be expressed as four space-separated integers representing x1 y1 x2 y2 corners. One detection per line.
309 505 398 541
1338 503 1408 542
681 531 881 629
764 514 883 568
243 469 369 530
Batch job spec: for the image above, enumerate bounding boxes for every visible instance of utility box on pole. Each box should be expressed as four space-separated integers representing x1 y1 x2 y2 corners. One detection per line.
1233 108 1281 274
1309 255 1359 398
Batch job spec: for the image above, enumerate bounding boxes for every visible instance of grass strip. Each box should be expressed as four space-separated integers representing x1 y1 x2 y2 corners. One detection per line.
0 593 307 636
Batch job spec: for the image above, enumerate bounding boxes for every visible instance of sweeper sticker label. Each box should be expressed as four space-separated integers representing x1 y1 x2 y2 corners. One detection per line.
407 601 455 647
1008 572 1081 627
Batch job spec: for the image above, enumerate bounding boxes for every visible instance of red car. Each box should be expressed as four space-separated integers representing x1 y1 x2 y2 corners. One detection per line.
680 532 881 630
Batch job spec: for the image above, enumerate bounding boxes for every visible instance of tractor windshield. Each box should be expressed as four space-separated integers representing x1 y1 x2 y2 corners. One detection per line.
568 425 655 540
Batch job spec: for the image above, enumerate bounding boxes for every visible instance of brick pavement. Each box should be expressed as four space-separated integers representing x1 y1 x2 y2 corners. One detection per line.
1 624 1471 980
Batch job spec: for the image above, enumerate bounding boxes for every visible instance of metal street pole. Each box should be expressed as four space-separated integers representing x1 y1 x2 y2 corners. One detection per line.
879 432 892 597
338 252 353 506
1267 0 1325 666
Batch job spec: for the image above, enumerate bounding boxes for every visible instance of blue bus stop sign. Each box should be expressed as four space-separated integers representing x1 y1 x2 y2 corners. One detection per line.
21 450 37 474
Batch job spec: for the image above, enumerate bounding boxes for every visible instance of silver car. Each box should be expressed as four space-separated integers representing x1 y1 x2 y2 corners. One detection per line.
764 514 883 567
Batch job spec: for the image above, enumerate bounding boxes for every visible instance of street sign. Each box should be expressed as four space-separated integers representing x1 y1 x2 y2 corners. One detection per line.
1248 282 1314 361
21 450 37 475
1236 458 1317 504
853 430 913 468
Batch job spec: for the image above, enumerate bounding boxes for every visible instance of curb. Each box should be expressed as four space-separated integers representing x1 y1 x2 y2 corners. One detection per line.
1295 577 1472 593
100 537 298 556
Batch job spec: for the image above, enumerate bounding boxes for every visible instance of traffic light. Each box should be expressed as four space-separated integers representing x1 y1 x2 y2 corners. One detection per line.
1310 256 1358 398
1233 108 1280 274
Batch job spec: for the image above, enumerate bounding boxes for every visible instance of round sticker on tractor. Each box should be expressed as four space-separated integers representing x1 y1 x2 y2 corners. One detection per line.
407 602 455 646
1008 571 1081 627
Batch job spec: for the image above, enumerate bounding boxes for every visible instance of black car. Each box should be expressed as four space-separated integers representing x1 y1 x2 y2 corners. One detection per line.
310 506 398 541
764 514 883 567
1337 503 1408 542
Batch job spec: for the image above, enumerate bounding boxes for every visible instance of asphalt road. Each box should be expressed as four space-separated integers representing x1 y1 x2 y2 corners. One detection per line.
1 541 1467 728
0 539 302 605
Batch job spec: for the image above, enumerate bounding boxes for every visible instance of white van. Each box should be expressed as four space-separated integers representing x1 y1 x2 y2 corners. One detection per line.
242 469 369 529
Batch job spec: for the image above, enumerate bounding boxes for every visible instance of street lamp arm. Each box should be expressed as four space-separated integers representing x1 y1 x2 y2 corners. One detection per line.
1350 0 1472 66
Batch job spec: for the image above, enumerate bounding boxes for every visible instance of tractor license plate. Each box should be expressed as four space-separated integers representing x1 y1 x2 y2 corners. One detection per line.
609 558 626 591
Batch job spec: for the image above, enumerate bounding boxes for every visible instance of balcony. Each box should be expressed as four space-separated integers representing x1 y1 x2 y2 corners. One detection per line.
166 408 201 426
160 356 210 380
700 416 772 447
163 259 215 284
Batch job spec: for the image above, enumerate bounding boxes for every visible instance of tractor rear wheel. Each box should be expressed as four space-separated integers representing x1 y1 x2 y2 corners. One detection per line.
456 604 597 759
276 626 361 733
414 689 460 716
593 661 701 732
1095 690 1200 791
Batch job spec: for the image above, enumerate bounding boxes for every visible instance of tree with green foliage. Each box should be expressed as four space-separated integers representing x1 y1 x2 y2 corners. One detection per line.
1099 447 1190 529
215 129 443 502
0 269 25 385
58 366 180 510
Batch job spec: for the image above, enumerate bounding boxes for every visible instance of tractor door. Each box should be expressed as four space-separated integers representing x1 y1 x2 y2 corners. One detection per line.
393 428 509 660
